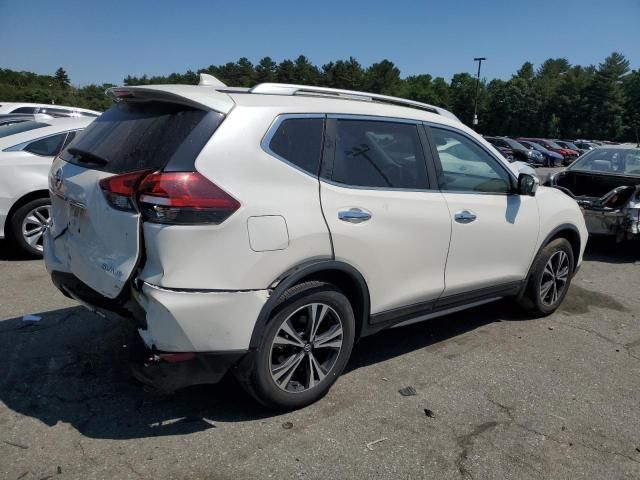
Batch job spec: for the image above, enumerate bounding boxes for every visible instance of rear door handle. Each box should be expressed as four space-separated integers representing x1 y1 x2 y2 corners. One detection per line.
338 208 372 224
454 210 477 223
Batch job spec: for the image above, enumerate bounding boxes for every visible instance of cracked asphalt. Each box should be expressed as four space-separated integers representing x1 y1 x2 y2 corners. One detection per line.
1 232 640 479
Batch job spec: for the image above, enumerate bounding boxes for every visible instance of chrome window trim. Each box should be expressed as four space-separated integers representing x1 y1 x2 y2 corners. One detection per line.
3 129 80 155
260 113 326 180
326 113 423 124
423 121 518 195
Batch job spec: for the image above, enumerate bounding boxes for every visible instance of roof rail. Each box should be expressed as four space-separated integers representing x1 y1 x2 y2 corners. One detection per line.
249 83 459 121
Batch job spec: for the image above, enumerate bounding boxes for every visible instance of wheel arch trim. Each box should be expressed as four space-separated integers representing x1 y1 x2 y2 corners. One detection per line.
248 259 371 349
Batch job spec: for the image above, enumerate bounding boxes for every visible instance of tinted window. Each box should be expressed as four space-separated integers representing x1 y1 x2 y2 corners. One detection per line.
60 101 222 173
10 107 38 114
38 107 73 117
24 133 66 157
569 148 640 176
331 120 428 189
0 121 49 138
269 118 323 175
62 130 77 149
432 128 511 193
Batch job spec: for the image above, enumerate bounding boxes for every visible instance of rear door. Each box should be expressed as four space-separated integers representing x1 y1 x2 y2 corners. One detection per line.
319 116 452 317
47 99 226 298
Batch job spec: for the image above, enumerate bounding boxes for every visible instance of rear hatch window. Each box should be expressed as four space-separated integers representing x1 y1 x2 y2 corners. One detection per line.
60 101 223 173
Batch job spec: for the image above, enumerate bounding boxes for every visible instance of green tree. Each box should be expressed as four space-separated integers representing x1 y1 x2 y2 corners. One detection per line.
322 57 365 90
54 67 70 88
255 57 277 83
364 60 401 95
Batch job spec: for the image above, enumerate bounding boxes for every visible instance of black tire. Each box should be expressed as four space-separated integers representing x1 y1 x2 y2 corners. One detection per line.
8 197 51 257
239 281 355 410
517 238 575 316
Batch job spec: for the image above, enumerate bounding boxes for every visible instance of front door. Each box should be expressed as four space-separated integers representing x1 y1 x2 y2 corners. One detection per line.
428 126 539 297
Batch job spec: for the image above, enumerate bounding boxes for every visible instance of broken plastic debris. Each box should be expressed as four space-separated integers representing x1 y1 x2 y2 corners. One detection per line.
22 315 41 322
398 386 417 396
366 437 388 451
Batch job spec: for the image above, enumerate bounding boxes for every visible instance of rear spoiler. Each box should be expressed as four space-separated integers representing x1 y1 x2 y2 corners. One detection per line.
106 81 235 114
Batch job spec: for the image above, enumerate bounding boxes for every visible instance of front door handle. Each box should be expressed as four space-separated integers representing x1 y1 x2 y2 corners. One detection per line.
338 208 372 224
454 210 477 223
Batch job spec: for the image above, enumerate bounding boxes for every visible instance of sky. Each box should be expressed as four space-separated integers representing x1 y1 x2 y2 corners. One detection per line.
1 0 639 86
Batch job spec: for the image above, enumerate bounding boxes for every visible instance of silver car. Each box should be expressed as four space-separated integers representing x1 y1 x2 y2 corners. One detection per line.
547 144 640 241
0 117 93 255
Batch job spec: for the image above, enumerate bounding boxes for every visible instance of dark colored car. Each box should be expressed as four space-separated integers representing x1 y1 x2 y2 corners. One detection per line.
484 136 545 165
517 139 563 167
520 138 578 166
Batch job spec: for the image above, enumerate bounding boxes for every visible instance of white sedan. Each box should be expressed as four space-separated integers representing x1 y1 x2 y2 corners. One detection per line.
0 116 93 256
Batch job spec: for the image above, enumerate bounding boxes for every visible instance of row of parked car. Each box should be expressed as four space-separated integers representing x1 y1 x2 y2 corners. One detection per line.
484 136 602 167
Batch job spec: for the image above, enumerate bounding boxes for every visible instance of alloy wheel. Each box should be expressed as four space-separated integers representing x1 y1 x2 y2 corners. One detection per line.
539 250 570 306
270 303 344 393
21 205 51 252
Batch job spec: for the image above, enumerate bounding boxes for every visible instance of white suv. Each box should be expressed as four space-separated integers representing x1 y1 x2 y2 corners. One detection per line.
44 76 587 409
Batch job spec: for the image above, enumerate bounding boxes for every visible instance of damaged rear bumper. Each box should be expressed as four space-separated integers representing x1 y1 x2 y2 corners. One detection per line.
130 346 247 393
581 206 640 240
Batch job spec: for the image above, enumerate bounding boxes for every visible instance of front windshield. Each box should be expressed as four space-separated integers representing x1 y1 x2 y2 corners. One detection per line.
565 142 579 150
569 148 640 176
545 140 563 149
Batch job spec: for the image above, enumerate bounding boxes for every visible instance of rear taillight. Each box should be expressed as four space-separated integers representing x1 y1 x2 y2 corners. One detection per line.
137 172 240 225
99 170 151 211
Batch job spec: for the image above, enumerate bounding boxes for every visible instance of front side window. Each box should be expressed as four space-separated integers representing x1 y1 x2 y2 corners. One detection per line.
331 119 428 189
432 128 512 193
268 118 323 175
24 133 66 157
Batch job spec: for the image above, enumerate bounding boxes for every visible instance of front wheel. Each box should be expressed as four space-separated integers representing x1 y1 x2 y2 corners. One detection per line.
517 238 575 316
240 282 355 410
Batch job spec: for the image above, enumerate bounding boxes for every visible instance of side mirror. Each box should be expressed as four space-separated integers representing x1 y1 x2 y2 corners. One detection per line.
517 173 539 196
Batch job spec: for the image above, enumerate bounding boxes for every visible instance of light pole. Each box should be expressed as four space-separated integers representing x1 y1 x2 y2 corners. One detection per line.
473 57 486 130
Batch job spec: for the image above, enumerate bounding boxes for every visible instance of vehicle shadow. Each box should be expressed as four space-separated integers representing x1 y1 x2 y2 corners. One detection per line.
0 239 39 261
0 300 525 440
583 236 640 264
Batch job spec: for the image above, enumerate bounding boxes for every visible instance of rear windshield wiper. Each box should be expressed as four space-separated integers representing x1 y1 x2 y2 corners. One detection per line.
67 147 109 166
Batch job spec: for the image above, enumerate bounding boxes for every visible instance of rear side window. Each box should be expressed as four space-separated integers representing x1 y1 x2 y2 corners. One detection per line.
24 133 66 157
0 121 48 138
268 118 323 175
10 107 38 114
60 101 223 173
330 119 428 189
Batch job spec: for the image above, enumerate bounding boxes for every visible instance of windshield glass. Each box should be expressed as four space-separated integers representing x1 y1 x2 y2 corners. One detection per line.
569 148 640 176
503 138 526 149
564 142 579 150
0 121 49 139
545 140 563 149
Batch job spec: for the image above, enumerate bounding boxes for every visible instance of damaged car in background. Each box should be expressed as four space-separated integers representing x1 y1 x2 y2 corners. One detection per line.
547 144 640 241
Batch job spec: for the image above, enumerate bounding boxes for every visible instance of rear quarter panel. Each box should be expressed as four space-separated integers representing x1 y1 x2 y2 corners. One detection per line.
138 105 333 290
0 152 52 237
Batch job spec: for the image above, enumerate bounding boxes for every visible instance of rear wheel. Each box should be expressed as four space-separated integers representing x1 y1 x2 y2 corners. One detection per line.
8 198 51 257
240 282 355 410
517 238 574 316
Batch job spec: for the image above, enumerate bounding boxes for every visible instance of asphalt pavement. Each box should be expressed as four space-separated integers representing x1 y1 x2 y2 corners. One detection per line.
1 208 640 479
